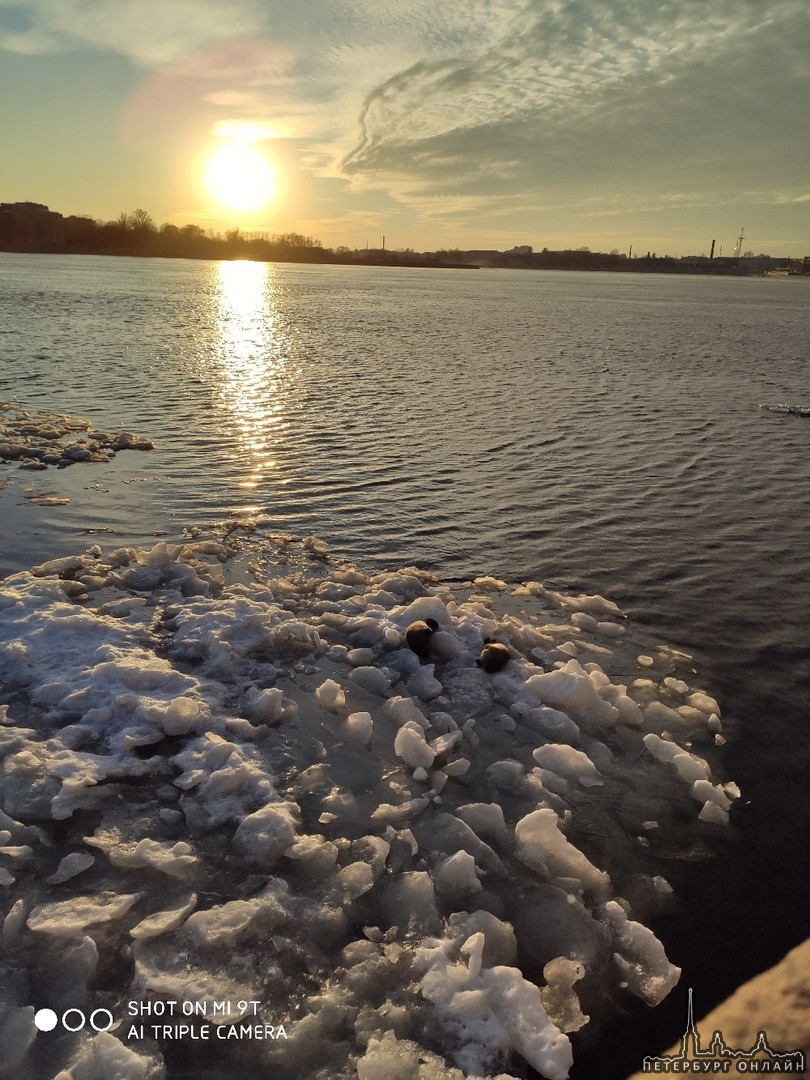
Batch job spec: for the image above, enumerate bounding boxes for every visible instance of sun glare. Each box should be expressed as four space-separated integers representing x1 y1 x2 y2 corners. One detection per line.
203 141 278 213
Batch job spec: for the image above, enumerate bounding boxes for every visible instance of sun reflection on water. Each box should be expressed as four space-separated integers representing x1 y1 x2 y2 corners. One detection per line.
213 260 292 500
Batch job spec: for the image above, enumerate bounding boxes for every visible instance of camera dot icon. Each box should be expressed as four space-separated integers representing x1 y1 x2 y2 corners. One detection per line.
33 1007 115 1034
34 1009 58 1032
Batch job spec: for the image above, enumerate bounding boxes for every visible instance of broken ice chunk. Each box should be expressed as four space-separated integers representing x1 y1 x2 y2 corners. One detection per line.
370 798 430 825
315 678 346 712
394 723 437 770
541 956 589 1033
162 696 207 735
337 862 375 902
348 666 392 695
130 894 198 940
85 835 200 881
27 892 141 935
601 900 680 1005
244 686 284 723
515 808 610 900
45 852 96 884
532 745 604 788
233 801 299 865
431 850 482 898
383 695 429 729
345 711 374 744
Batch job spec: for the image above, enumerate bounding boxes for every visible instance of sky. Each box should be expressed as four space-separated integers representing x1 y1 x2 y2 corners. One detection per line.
1 0 809 256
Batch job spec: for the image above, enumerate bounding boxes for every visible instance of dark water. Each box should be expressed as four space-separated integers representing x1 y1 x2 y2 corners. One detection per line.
1 253 809 1074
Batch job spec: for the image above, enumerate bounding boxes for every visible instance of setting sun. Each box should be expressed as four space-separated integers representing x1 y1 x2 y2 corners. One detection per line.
203 141 278 213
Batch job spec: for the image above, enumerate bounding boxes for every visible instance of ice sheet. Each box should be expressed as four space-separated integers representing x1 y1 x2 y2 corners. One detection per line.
0 532 738 1079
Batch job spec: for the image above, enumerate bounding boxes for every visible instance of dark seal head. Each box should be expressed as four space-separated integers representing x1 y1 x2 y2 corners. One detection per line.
405 618 439 659
477 639 511 673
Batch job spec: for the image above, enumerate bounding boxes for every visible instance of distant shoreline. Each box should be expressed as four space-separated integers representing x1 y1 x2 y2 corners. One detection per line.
3 202 808 277
0 244 478 271
4 247 810 279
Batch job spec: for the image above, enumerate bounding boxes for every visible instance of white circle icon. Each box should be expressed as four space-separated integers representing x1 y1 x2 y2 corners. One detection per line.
61 1009 86 1032
34 1009 58 1032
90 1009 114 1032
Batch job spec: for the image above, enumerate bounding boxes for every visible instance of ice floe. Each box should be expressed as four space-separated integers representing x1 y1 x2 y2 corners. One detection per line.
0 401 153 471
0 531 739 1079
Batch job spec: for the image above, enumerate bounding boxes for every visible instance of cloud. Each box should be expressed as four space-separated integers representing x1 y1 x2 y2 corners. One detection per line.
338 0 810 221
117 36 298 146
3 0 808 247
0 0 267 65
771 192 810 205
0 0 364 148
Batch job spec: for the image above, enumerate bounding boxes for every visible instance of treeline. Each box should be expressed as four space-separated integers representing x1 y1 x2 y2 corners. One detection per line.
61 210 331 262
2 203 805 274
0 204 472 267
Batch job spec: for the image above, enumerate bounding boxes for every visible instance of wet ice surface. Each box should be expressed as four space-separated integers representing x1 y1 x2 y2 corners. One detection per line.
0 529 738 1080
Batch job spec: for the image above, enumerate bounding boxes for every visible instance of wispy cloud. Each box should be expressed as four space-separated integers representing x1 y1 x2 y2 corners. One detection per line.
340 1 810 200
0 0 266 65
116 36 298 146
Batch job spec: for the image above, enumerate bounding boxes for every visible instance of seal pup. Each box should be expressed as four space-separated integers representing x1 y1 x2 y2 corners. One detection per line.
405 618 439 659
476 639 511 673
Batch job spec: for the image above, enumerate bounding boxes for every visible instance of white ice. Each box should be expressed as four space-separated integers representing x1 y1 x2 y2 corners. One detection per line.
0 533 739 1079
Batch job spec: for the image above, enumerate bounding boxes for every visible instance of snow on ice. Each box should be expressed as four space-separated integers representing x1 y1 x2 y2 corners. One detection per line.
0 531 739 1079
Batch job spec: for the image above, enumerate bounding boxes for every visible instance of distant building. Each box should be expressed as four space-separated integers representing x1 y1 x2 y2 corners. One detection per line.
0 202 66 251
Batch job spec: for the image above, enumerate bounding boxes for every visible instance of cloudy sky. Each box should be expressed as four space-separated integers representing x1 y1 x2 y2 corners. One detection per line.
1 0 808 255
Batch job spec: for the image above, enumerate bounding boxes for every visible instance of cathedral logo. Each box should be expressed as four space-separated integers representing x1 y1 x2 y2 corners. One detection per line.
642 988 806 1074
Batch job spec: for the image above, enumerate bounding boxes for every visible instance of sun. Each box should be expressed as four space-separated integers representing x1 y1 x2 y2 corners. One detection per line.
203 140 278 213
